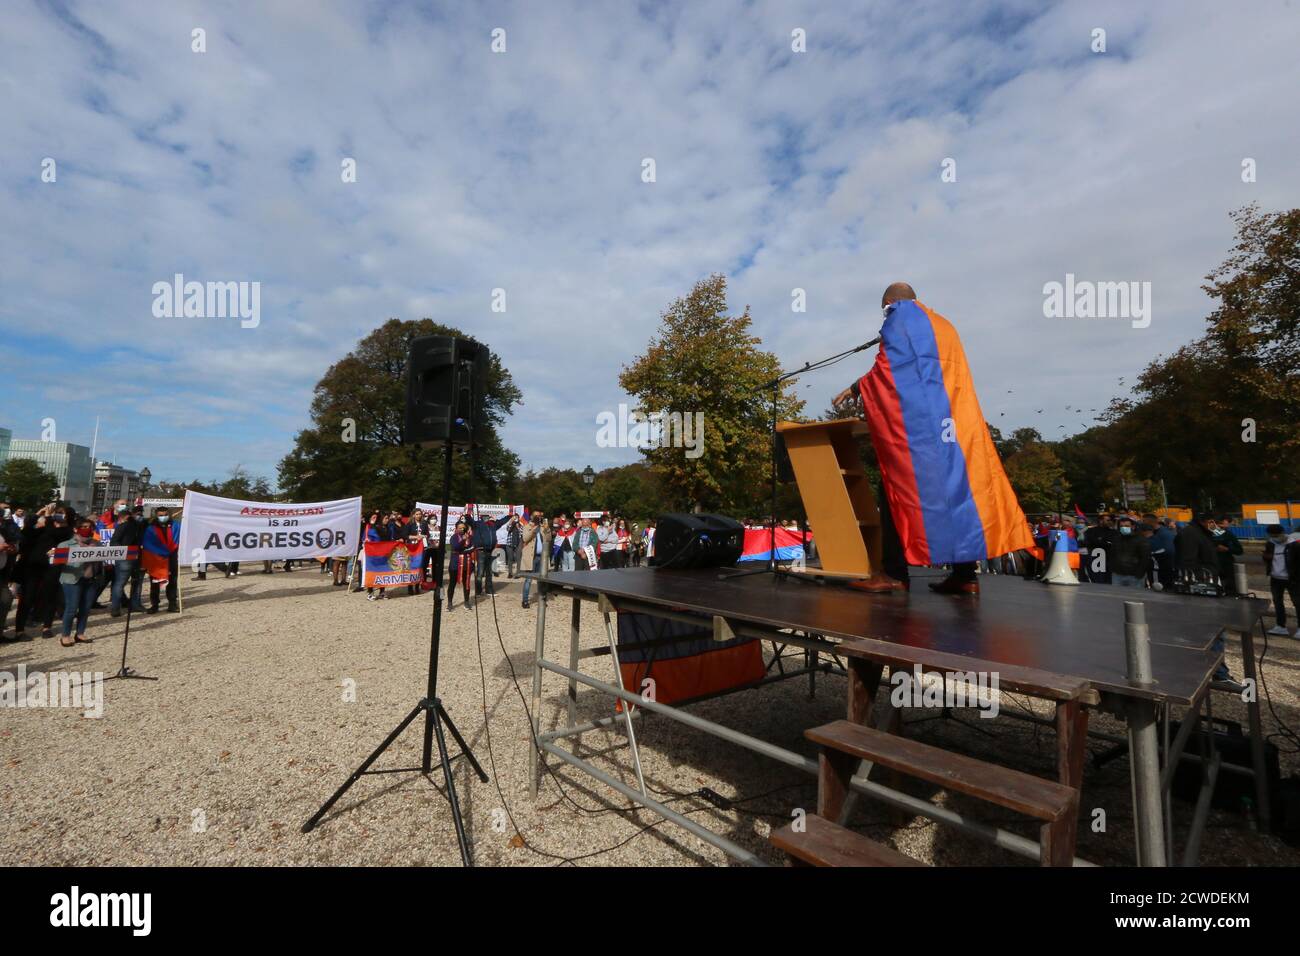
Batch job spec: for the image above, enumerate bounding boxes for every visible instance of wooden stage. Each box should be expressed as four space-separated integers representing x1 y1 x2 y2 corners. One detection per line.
525 566 1270 866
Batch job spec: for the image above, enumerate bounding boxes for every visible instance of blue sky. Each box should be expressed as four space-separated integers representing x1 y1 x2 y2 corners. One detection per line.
2 0 1298 487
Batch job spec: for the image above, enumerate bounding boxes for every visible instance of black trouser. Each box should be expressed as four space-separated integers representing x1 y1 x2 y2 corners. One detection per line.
449 555 472 604
150 577 177 610
950 561 978 583
16 565 59 630
474 548 494 594
877 485 910 582
1270 577 1299 628
0 578 12 632
150 555 179 609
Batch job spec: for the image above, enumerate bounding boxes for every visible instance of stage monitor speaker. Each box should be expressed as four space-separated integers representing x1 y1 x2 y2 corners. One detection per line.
405 335 489 447
650 513 744 570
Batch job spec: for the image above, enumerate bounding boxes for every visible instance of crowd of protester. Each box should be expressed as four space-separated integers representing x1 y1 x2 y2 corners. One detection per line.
5 494 1295 671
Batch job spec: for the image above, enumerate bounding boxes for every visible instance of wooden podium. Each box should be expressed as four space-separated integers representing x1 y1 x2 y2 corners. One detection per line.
777 419 882 578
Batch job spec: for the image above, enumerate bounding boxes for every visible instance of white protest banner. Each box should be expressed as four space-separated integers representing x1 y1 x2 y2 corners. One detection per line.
141 498 185 509
578 511 605 519
179 491 361 564
584 545 598 568
52 545 137 564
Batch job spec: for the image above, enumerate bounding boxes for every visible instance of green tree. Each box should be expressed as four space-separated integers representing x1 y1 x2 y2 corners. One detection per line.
0 458 58 507
278 319 522 511
1003 439 1068 514
619 275 803 514
1104 205 1300 507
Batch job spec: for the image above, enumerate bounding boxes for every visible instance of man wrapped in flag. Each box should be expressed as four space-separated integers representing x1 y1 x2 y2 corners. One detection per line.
833 283 1032 595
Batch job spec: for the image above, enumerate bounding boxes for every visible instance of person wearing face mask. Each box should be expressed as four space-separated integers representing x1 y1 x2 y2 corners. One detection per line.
14 505 67 638
1175 514 1219 581
142 506 180 614
54 519 103 647
364 511 389 601
1110 516 1151 588
1212 514 1244 595
1262 524 1300 637
0 511 18 641
108 501 145 616
1144 513 1176 590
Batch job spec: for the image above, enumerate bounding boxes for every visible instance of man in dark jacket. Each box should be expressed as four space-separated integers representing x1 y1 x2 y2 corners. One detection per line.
464 508 510 596
503 514 523 578
1111 516 1151 587
1212 515 1244 595
1176 515 1220 581
1263 525 1300 637
109 502 145 616
1082 514 1115 584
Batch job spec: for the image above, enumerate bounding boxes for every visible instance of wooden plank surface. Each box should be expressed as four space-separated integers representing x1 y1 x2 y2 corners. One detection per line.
536 567 1244 705
806 720 1077 822
770 814 924 867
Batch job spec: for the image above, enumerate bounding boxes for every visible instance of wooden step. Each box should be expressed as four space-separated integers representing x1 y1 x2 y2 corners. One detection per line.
770 814 924 867
806 720 1077 822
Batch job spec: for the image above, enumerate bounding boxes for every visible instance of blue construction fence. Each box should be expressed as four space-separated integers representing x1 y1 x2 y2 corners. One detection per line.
1229 517 1300 540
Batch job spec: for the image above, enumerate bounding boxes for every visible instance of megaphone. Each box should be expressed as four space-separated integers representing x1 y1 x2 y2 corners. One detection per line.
1040 530 1079 586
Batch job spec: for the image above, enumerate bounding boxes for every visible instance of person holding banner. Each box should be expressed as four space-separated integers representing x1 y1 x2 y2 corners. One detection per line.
108 502 145 616
142 506 180 614
520 510 551 610
15 505 67 639
574 518 601 571
364 511 389 600
55 518 103 646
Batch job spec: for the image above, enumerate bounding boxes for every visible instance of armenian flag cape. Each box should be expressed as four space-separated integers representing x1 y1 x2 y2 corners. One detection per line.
857 299 1032 565
141 521 180 583
363 540 424 588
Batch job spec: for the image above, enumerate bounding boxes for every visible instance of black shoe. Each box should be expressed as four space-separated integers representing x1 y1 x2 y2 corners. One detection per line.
197 573 207 581
166 606 179 613
110 608 121 618
522 600 530 609
92 602 106 609
146 607 158 615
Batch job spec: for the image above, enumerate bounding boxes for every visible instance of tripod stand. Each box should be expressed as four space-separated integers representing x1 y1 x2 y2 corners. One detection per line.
721 336 879 581
104 564 157 683
302 409 488 866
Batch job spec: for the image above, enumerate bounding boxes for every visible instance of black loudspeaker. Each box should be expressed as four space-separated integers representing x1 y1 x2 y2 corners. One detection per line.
405 335 488 447
650 513 744 570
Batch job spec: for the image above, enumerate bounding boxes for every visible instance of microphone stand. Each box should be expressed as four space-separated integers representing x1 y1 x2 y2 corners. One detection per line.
720 336 880 581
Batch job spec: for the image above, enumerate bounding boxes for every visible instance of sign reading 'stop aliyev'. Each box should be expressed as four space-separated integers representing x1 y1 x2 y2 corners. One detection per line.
179 491 361 563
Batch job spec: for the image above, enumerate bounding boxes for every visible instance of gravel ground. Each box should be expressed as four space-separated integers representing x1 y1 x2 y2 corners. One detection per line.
2 565 1297 867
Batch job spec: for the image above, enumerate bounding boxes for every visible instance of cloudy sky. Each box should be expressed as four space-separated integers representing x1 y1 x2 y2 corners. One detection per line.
2 0 1297 487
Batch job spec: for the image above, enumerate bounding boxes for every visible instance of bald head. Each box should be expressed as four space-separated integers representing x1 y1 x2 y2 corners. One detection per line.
882 282 916 307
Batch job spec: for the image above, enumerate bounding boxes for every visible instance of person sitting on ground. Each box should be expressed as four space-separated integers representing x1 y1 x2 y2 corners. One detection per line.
1263 524 1300 637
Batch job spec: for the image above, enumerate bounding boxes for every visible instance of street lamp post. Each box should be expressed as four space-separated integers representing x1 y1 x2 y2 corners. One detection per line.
582 466 595 509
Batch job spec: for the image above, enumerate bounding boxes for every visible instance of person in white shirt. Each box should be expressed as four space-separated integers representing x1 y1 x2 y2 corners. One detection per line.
1263 524 1300 637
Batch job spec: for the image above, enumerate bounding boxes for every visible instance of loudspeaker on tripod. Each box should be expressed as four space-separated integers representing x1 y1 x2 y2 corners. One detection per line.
405 335 489 447
650 513 744 570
